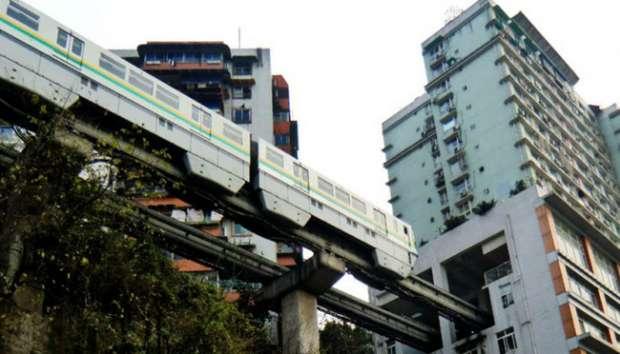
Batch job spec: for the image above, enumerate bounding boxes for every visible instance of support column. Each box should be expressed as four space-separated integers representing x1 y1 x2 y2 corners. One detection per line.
281 290 319 354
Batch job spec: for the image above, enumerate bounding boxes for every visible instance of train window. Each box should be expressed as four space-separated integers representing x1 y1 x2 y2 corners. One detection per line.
351 196 367 214
129 71 154 95
156 86 180 109
100 54 126 79
373 209 387 226
266 148 284 168
8 1 39 31
293 163 309 182
158 117 166 128
166 122 173 131
191 105 212 130
335 187 351 205
317 177 334 196
191 106 201 122
403 226 409 235
224 125 243 145
71 38 84 56
57 29 69 48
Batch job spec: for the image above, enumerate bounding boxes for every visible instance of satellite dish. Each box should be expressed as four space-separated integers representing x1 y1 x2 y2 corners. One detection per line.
444 6 464 24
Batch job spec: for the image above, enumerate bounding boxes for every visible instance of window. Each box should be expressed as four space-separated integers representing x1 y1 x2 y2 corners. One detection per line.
318 177 334 196
100 54 126 79
454 178 470 195
335 187 351 205
439 190 448 205
275 134 290 145
293 163 309 183
223 125 243 145
442 116 457 131
8 1 39 31
191 105 212 130
57 29 69 48
438 97 455 114
129 71 154 95
203 53 223 63
578 315 605 340
233 62 252 75
156 86 180 109
446 137 462 154
266 148 284 168
569 275 598 307
499 283 514 308
274 111 290 122
555 218 587 268
71 37 84 56
232 87 251 99
593 248 619 292
608 300 620 324
449 158 467 176
351 197 366 214
233 108 252 124
496 327 517 354
373 209 387 227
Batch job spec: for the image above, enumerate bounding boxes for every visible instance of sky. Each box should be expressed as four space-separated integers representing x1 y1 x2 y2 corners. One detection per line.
24 0 620 300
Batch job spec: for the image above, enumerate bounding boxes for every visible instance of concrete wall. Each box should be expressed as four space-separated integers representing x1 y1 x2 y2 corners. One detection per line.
379 187 570 353
230 48 274 144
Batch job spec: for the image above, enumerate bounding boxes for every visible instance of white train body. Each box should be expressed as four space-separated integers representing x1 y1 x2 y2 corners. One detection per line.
256 139 416 276
0 0 251 193
0 0 417 277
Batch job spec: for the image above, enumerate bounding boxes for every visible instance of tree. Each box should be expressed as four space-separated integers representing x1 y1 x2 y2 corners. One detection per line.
0 97 269 353
509 179 527 196
442 215 467 233
472 199 496 216
320 321 373 354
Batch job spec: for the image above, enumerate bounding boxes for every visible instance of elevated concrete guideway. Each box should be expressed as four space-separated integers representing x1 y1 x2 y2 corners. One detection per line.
0 62 491 352
0 144 440 351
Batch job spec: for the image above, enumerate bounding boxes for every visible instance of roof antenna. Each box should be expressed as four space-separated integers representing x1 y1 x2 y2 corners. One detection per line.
238 27 242 49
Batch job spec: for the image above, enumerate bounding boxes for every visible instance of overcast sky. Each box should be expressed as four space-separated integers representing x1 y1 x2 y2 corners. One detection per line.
25 0 620 300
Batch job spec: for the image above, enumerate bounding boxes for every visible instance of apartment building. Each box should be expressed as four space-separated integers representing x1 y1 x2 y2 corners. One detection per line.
381 0 619 247
114 42 301 268
373 186 620 354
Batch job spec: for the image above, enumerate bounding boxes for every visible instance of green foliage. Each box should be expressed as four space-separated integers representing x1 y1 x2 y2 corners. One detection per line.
472 199 496 216
443 215 467 233
320 321 373 354
0 100 268 353
509 179 527 196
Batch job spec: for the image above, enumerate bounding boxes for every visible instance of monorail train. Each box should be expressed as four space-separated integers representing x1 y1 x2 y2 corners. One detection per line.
0 0 416 277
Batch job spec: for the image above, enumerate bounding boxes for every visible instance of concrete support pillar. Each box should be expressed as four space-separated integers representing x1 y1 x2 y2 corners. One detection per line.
281 290 319 354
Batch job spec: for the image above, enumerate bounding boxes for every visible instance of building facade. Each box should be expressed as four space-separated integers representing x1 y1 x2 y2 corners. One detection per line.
381 0 619 247
114 42 300 267
373 186 620 354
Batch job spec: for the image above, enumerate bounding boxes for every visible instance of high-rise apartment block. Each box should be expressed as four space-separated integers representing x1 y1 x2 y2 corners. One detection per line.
381 0 619 247
373 187 620 354
373 1 620 353
114 42 300 268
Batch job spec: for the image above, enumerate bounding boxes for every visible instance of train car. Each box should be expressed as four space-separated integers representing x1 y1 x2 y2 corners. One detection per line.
255 139 416 277
0 0 250 193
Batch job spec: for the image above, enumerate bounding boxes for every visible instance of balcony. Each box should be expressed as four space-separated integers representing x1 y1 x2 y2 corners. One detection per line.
443 125 460 142
446 145 465 163
484 261 512 284
455 189 473 206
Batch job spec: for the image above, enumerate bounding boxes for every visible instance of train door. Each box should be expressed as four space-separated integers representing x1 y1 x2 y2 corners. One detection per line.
293 163 309 192
373 208 387 235
56 28 84 67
